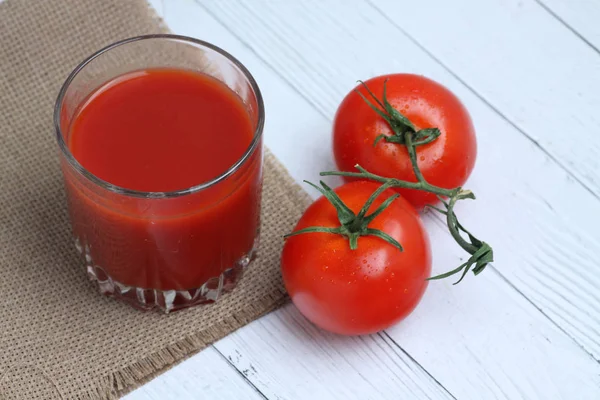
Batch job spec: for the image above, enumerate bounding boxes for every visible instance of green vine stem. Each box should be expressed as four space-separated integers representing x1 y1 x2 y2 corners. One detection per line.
319 79 494 284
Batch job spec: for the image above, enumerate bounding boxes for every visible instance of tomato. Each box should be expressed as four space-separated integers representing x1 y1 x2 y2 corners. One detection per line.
333 74 477 209
281 180 431 335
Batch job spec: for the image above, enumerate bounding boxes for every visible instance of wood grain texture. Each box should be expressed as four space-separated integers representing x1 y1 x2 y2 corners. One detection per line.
199 0 600 360
131 0 600 399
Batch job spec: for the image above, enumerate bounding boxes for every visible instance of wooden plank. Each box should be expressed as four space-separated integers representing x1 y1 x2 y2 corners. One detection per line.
536 0 600 53
133 2 453 399
190 0 600 398
123 347 265 400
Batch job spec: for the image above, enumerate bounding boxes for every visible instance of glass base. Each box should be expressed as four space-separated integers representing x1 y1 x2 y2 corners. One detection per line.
77 237 257 313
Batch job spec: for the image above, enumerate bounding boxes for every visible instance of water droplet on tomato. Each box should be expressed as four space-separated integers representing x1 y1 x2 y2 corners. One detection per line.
320 276 324 280
363 276 369 281
362 260 367 264
384 266 389 271
420 156 425 161
322 265 329 271
404 288 408 293
391 272 396 278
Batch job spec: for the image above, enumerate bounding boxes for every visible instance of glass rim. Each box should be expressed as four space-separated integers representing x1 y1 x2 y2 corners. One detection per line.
53 34 265 199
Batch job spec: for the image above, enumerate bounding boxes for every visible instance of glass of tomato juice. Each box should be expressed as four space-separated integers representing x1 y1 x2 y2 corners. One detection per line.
53 35 264 313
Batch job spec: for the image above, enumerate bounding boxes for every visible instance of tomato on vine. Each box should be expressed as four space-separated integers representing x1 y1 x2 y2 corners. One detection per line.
282 74 493 336
282 180 431 335
333 74 477 209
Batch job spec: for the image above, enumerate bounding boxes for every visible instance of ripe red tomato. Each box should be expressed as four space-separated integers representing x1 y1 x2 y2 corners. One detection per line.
333 74 477 209
281 181 431 335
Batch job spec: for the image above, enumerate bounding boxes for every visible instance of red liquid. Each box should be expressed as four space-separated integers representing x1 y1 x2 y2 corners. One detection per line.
62 69 262 296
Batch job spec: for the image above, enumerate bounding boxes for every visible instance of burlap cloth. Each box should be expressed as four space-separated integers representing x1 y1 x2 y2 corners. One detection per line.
0 0 311 398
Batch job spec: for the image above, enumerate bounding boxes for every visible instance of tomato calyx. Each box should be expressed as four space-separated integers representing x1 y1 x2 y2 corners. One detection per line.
320 80 494 284
356 79 441 148
284 180 403 251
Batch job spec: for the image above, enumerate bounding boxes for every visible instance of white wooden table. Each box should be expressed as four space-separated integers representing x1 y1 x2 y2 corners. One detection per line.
127 1 600 398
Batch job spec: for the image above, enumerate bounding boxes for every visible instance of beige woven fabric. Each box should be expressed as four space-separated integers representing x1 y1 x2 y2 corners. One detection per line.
0 0 310 398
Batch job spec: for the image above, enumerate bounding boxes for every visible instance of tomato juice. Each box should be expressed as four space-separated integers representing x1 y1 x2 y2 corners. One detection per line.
58 65 263 311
